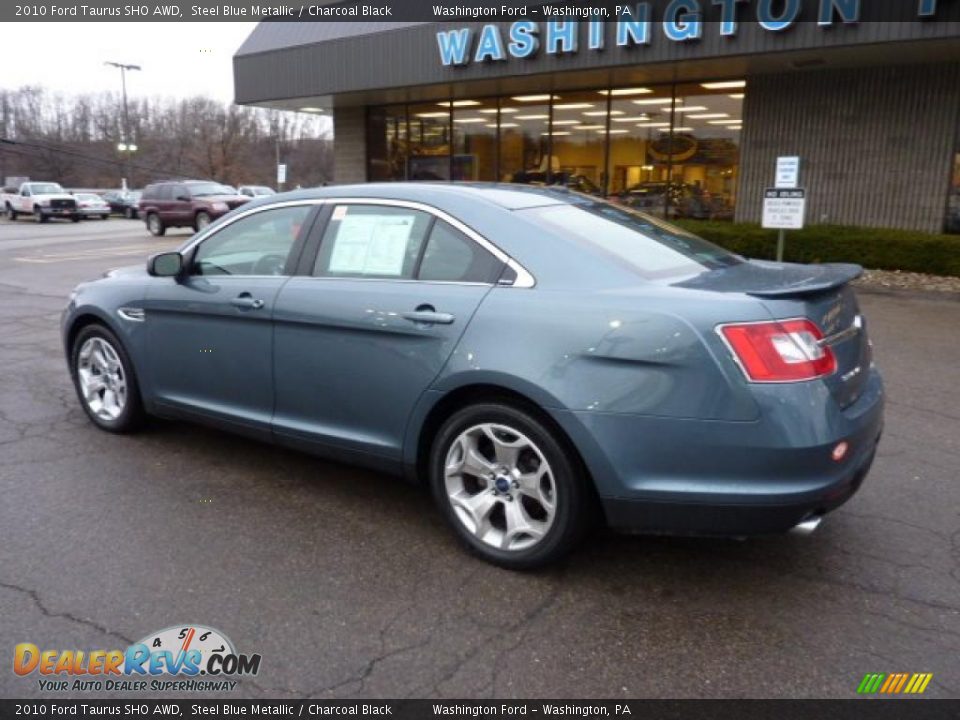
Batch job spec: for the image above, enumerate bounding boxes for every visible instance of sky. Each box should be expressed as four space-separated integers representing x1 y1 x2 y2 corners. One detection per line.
1 23 259 103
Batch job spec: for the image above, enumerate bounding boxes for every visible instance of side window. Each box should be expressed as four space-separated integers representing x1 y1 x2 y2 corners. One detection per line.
417 220 503 283
172 184 188 200
313 205 432 279
191 205 311 277
156 185 172 201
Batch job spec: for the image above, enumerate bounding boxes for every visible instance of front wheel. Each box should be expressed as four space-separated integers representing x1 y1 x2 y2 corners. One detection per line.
194 211 211 232
146 213 165 236
101 214 109 221
70 325 144 433
35 209 48 223
429 402 593 569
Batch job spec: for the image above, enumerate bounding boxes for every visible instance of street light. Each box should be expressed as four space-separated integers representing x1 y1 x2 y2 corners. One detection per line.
105 61 141 189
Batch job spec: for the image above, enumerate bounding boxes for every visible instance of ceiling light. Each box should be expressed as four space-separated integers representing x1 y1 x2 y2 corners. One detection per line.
478 109 498 114
637 122 671 128
688 113 729 119
416 112 449 118
543 131 571 136
632 98 674 105
612 116 651 122
583 110 624 117
600 88 653 96
577 125 606 130
299 107 324 113
553 103 594 109
729 94 745 99
666 127 694 132
672 106 708 113
701 80 746 90
516 114 548 120
453 118 487 124
498 123 519 128
512 94 555 102
443 100 481 107
552 120 581 125
708 119 742 125
603 129 629 134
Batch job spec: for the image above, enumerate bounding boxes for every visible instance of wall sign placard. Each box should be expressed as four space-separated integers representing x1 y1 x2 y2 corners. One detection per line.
762 188 807 230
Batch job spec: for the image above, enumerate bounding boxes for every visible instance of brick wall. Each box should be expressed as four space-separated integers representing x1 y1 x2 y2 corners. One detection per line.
737 63 960 233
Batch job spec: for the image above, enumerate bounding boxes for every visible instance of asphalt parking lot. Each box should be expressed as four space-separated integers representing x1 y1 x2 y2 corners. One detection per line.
0 216 957 700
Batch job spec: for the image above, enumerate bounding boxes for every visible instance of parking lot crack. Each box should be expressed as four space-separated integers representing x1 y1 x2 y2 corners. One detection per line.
0 580 133 646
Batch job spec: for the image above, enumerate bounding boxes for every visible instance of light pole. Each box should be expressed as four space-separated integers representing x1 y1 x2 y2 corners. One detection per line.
105 61 141 189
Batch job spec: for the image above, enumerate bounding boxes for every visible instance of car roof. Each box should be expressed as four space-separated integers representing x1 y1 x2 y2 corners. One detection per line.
269 182 583 211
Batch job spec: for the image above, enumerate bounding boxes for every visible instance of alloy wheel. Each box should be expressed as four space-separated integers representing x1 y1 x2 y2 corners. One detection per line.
444 423 557 552
76 337 127 421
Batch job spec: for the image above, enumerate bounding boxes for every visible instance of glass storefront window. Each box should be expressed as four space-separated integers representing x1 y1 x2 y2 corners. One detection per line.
663 82 743 221
606 86 674 213
500 94 549 184
409 102 452 180
547 90 608 196
947 144 960 234
365 80 745 221
366 105 406 181
452 98 497 181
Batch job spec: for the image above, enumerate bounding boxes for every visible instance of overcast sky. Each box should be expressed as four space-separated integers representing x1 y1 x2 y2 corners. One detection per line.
1 23 259 103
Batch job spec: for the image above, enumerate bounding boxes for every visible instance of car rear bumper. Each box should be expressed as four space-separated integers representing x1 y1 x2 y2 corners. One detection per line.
555 368 885 537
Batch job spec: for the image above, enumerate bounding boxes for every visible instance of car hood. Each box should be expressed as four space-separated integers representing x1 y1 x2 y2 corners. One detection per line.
104 264 148 279
674 259 862 298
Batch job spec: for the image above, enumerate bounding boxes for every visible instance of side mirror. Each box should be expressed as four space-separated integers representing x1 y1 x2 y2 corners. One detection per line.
148 251 184 277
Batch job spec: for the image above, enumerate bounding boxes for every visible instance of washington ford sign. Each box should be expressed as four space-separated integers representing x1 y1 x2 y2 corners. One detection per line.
436 0 950 66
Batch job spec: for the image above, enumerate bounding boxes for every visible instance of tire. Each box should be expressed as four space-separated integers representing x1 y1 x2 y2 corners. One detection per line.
101 214 109 221
429 402 593 569
35 208 48 223
146 212 165 236
124 207 135 219
70 324 145 433
71 215 80 223
194 211 211 232
5 204 16 221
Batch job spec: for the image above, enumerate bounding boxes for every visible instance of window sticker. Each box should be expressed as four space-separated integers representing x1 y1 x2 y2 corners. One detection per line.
328 212 416 276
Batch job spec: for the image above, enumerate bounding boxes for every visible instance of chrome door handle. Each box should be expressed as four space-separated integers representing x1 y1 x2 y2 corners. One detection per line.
401 310 455 325
230 295 264 310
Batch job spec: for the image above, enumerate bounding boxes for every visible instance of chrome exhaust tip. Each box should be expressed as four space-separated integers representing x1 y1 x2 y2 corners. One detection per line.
790 515 823 536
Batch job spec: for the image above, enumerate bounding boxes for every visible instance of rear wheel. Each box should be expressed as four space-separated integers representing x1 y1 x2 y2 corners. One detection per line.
71 214 80 223
101 214 109 220
124 207 135 219
194 211 211 232
146 212 165 236
429 402 592 569
5 204 16 221
70 324 145 433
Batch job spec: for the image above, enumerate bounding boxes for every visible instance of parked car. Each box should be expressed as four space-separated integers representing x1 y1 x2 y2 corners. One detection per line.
3 181 79 223
138 180 249 236
238 185 276 198
62 184 883 569
619 182 732 220
103 190 142 219
74 193 111 220
510 171 603 196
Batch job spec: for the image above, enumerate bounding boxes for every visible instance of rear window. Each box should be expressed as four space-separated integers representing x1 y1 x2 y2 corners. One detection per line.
521 199 741 280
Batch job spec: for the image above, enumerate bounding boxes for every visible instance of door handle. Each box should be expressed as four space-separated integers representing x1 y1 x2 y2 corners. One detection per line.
230 294 264 310
402 308 455 325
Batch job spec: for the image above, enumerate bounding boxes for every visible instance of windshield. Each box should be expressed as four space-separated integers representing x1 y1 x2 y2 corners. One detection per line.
521 197 741 280
188 182 230 197
28 183 64 194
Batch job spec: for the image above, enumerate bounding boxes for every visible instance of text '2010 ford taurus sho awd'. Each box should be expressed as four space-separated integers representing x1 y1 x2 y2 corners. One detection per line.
62 184 883 568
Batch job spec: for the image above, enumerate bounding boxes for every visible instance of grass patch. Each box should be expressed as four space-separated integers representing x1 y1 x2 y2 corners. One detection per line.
674 221 960 278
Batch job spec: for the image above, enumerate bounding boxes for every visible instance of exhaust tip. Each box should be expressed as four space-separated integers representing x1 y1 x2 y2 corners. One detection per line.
790 515 823 536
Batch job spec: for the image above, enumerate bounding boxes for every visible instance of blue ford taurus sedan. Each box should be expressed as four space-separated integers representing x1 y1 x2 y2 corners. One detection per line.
62 184 884 568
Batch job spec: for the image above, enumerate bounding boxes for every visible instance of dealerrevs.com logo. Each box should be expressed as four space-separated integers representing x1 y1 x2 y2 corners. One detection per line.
14 625 261 693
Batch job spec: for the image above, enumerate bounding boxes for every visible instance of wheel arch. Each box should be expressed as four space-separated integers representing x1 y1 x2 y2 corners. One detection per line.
407 380 601 508
64 310 124 365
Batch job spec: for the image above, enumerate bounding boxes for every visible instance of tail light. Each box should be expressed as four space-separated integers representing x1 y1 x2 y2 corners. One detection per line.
718 319 836 382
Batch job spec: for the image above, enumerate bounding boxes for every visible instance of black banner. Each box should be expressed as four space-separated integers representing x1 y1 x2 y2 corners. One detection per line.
1 0 958 23
2 700 960 720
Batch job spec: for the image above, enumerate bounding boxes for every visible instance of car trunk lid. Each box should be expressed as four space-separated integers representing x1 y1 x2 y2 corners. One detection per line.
676 260 871 408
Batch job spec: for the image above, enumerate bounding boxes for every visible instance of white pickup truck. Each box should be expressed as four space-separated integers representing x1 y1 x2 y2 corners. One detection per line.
2 181 80 223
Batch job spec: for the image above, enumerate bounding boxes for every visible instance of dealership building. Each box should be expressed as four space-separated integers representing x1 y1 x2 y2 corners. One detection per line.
234 5 960 233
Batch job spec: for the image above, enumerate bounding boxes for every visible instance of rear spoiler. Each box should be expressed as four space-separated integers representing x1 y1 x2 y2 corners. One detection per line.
745 263 863 298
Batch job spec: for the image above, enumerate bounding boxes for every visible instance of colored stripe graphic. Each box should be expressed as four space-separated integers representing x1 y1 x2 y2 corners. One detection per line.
857 672 932 694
